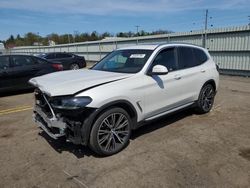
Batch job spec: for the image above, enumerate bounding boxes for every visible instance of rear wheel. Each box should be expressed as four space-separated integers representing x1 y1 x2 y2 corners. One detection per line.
89 108 131 156
70 63 80 70
196 84 215 114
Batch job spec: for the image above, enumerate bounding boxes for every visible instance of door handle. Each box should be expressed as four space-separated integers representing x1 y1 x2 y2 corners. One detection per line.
174 75 182 80
201 69 206 73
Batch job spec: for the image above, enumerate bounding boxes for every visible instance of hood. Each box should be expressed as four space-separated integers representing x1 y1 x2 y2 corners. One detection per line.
29 69 131 96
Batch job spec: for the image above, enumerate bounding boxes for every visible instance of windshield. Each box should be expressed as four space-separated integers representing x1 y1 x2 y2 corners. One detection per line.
92 49 153 73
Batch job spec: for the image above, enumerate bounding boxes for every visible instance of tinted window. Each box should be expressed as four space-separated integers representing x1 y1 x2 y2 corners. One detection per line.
0 56 10 70
46 54 55 59
193 48 208 64
178 47 197 69
12 56 35 67
151 48 177 72
56 53 72 58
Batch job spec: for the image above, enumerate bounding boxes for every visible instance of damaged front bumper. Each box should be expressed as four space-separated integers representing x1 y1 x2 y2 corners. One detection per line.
33 105 66 139
32 89 97 145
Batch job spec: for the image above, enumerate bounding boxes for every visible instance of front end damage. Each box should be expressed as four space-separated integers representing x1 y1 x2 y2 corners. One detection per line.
33 89 96 145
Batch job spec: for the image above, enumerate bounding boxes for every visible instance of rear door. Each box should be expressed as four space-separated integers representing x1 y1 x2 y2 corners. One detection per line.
0 56 12 90
9 55 43 88
176 46 206 102
54 53 73 68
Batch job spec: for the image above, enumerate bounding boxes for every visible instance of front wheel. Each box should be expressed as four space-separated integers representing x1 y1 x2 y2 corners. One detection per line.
89 108 132 156
196 84 215 114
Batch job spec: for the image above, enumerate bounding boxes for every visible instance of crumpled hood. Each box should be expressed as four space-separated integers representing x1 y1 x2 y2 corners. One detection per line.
29 69 131 96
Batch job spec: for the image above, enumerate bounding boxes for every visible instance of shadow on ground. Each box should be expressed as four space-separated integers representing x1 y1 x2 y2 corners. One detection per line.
39 108 194 158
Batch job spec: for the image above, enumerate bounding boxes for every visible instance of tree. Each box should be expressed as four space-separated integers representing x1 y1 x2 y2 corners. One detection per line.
4 28 174 47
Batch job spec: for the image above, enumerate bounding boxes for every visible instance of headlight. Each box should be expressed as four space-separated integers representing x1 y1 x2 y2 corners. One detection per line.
50 96 92 110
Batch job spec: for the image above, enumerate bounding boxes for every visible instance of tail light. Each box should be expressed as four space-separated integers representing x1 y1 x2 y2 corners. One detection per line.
52 64 63 71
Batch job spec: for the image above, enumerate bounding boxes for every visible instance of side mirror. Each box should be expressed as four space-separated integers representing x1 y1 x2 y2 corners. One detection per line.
149 65 168 75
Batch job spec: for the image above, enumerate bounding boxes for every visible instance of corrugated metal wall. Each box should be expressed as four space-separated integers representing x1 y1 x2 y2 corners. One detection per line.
9 25 250 75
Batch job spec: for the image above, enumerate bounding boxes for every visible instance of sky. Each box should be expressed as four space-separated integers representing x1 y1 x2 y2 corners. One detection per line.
0 0 250 40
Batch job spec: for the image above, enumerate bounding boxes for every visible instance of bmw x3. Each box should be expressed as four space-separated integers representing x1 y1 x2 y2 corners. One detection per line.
30 43 219 156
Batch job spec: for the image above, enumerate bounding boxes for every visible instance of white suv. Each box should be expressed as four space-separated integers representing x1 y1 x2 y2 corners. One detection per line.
30 43 219 156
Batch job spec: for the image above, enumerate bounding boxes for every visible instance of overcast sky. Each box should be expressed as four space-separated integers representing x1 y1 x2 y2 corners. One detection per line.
0 0 249 40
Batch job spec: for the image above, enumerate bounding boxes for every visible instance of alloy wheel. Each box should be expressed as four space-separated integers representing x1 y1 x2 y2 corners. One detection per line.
97 113 130 152
201 85 215 111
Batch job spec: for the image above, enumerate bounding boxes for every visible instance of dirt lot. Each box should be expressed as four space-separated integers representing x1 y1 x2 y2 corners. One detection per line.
0 75 250 188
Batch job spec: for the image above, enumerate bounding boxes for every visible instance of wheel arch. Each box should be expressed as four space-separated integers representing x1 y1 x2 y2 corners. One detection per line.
202 79 217 91
82 100 138 145
94 100 138 127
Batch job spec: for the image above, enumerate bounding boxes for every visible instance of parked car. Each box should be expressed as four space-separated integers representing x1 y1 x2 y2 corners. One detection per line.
30 43 219 156
0 55 63 93
38 52 86 70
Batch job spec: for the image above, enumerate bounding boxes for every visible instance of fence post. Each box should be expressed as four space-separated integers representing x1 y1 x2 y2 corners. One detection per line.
99 42 101 60
87 44 89 61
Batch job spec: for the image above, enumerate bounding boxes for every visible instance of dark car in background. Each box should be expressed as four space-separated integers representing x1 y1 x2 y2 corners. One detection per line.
38 52 86 70
0 55 63 93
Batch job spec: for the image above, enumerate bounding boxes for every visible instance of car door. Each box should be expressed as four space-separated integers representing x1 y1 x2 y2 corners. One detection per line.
9 55 43 88
176 46 206 102
0 56 12 91
54 53 73 69
143 47 190 119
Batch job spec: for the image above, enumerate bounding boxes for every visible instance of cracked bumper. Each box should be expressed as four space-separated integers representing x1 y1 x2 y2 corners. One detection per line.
33 105 66 139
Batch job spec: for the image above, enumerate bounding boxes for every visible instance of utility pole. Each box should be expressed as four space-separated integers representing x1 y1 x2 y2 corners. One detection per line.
203 9 208 48
135 25 140 44
37 32 40 53
67 34 70 44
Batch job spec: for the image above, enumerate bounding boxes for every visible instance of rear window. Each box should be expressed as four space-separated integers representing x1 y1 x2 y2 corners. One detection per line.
33 57 48 64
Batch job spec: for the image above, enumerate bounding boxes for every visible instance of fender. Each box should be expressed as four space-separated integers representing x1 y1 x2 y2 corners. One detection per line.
80 100 138 145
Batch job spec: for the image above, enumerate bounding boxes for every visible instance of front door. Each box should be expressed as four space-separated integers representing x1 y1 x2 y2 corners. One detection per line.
143 47 188 119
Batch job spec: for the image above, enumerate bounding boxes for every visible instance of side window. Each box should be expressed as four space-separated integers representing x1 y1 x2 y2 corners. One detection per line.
178 47 197 69
46 54 55 59
151 48 177 72
56 53 72 58
12 56 35 67
0 56 10 70
193 48 208 65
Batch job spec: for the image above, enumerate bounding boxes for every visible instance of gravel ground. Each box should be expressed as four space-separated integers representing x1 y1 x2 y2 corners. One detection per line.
0 75 250 188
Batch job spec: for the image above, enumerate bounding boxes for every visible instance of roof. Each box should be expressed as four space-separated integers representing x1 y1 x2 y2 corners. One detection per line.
118 42 205 50
118 44 159 50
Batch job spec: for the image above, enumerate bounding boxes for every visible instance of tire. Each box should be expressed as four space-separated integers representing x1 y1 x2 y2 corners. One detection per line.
70 63 80 70
196 84 215 114
89 107 132 156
